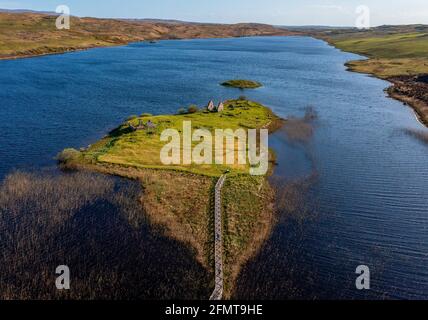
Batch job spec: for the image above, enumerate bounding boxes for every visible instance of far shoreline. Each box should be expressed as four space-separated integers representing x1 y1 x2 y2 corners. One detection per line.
3 32 426 129
0 35 293 62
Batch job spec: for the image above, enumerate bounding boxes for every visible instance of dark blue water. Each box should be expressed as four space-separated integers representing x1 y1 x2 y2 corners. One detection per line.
0 36 427 299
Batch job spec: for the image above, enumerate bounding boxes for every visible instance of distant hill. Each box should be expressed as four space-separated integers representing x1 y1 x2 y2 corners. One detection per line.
277 25 352 30
122 18 200 25
0 8 55 15
302 24 428 37
0 10 294 60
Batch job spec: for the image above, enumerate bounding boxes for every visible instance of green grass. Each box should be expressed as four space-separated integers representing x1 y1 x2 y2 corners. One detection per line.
63 99 278 177
345 58 428 78
221 79 262 89
326 31 428 78
333 33 428 59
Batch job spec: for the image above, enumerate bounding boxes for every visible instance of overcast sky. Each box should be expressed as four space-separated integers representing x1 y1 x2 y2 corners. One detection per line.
1 0 428 26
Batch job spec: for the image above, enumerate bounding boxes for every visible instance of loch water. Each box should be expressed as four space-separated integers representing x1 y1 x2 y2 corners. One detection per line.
0 36 427 299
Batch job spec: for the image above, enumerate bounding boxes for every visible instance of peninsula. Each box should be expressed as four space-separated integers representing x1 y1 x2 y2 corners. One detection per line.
59 99 283 298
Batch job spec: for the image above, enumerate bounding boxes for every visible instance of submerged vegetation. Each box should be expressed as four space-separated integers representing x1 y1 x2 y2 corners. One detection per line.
280 107 317 143
404 128 428 145
221 80 263 89
0 171 211 299
233 174 321 299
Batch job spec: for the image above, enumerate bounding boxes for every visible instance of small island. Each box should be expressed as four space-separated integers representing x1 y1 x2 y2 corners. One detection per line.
221 79 263 89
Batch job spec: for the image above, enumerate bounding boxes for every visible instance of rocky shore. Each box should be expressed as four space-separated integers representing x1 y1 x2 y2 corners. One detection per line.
387 75 428 126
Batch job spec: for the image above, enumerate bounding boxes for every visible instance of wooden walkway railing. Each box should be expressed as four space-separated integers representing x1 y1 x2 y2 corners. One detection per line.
209 174 227 300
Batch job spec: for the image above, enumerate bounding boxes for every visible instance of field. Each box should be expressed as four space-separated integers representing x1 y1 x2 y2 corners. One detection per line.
61 99 280 177
0 11 291 60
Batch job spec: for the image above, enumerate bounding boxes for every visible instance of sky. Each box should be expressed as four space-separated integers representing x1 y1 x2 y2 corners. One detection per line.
1 0 428 26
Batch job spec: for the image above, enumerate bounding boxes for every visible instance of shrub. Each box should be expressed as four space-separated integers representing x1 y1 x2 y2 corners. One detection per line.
177 108 187 114
187 105 199 114
140 113 152 117
238 95 247 101
56 148 81 163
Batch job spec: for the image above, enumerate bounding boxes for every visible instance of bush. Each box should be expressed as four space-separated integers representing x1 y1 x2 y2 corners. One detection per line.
126 115 138 121
177 108 187 114
187 105 199 114
238 95 247 101
56 148 81 163
140 113 152 117
221 79 262 89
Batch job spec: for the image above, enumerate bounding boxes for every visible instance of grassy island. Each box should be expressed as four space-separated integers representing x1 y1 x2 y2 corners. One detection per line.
59 99 282 298
221 79 263 89
62 99 279 176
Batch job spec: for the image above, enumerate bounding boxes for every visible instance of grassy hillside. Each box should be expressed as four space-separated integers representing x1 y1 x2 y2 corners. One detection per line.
332 32 428 59
311 27 428 78
0 11 291 59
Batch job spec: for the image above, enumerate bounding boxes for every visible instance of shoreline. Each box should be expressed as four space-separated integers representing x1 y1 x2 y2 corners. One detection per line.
0 11 295 62
344 62 428 128
0 34 292 62
59 100 284 299
318 36 428 128
388 90 428 127
0 45 111 61
386 78 428 127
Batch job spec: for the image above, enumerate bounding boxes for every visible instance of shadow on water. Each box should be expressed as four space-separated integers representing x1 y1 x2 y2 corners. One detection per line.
234 108 322 299
234 108 396 300
403 128 428 146
0 171 211 300
234 172 392 300
233 174 321 299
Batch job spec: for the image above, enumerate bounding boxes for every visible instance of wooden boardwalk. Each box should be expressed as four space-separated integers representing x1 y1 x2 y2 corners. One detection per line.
209 174 227 300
